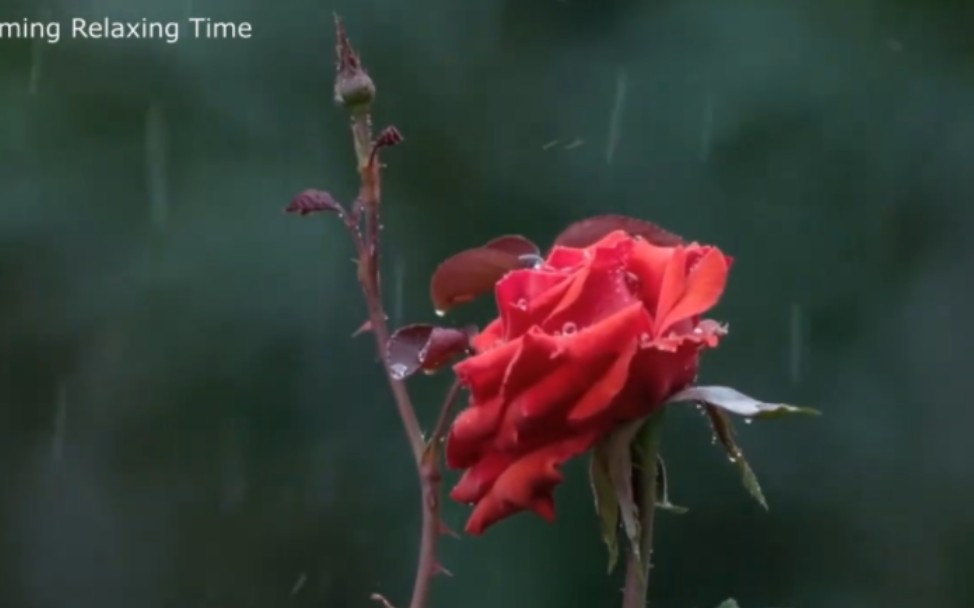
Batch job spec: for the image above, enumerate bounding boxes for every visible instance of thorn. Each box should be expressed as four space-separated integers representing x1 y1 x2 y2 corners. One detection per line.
438 520 461 539
352 319 373 337
370 593 396 608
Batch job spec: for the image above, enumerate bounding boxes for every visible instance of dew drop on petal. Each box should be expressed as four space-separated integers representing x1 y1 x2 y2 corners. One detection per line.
692 326 703 335
514 298 528 311
562 321 578 335
624 271 641 292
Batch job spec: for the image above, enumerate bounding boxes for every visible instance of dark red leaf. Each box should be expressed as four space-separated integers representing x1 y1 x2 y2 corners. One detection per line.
484 235 540 258
386 324 472 379
552 214 685 249
374 126 404 149
285 189 344 216
430 247 528 314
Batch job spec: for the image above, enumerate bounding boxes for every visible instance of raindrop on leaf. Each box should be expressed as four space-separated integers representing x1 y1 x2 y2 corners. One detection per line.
389 363 409 380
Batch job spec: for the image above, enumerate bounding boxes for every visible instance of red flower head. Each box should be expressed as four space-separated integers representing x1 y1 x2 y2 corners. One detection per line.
446 229 733 534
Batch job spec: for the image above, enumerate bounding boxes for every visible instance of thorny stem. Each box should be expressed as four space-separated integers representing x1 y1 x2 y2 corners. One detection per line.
337 22 450 608
621 412 665 608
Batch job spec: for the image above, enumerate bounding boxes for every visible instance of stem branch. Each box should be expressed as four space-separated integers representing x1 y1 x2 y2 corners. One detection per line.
621 412 665 608
346 108 451 608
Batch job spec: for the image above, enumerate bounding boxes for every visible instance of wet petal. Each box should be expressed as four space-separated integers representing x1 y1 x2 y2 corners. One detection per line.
450 451 515 503
568 337 640 424
656 247 730 336
454 339 521 402
653 247 688 334
626 238 677 312
446 395 505 468
495 269 573 340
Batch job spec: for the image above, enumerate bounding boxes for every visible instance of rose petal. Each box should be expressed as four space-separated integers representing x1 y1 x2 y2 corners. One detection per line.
653 247 688 335
546 246 589 271
450 451 516 503
446 395 506 468
470 319 505 352
494 269 572 340
541 240 639 332
656 247 730 336
626 238 678 312
568 337 640 424
463 430 599 534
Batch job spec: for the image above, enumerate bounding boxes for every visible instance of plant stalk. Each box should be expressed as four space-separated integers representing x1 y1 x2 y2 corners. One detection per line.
621 411 665 608
347 109 448 608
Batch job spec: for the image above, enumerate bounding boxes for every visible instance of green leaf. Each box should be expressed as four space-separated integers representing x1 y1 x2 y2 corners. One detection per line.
714 599 741 608
589 415 655 572
669 385 820 418
588 449 620 573
654 455 688 514
605 418 646 562
705 405 768 509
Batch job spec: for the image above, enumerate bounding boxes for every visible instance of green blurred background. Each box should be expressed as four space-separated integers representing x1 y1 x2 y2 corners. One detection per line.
2 0 972 606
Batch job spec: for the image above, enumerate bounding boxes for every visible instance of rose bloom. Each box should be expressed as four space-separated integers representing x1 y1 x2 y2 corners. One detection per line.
446 229 733 534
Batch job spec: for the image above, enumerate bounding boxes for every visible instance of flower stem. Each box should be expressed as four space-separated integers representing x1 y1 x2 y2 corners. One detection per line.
621 411 665 608
346 107 449 608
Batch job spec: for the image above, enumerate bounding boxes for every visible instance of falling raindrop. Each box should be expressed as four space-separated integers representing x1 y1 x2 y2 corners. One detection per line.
434 309 446 317
789 302 803 384
28 40 44 95
393 257 405 325
744 418 753 425
290 572 307 596
699 93 715 163
145 102 169 231
604 68 628 165
51 381 67 463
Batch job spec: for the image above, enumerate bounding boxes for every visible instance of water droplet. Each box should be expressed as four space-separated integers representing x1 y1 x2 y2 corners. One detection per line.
514 298 528 311
692 327 703 335
434 309 446 317
744 418 753 425
389 363 409 379
624 271 641 292
561 321 577 335
638 333 652 349
728 454 739 464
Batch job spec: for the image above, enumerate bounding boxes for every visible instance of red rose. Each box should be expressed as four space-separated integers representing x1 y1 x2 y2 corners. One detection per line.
446 229 733 535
